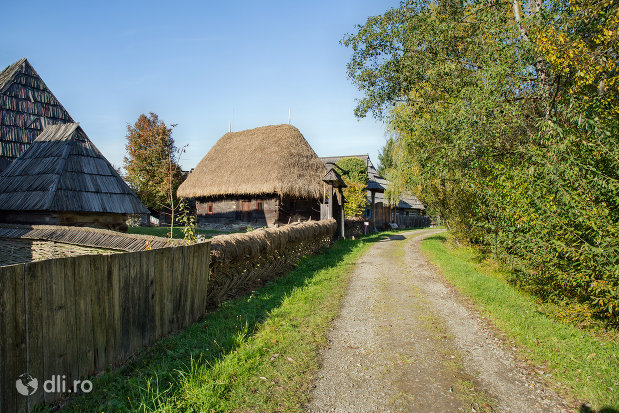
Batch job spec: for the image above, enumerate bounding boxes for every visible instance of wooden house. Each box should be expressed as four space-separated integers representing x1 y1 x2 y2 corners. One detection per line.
395 194 425 216
0 58 73 173
320 154 388 226
0 123 149 230
177 124 326 227
320 154 426 229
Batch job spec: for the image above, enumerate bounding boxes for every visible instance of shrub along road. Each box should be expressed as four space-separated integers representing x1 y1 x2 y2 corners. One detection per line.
308 229 571 412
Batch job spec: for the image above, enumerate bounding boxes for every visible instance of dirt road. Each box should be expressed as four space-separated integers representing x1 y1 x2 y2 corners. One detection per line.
307 229 570 412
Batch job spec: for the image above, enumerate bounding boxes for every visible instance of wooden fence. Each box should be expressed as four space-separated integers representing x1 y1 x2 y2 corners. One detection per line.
396 214 431 229
0 242 210 413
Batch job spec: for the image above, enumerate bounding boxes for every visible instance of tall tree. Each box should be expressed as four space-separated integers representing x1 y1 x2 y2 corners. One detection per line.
123 113 184 215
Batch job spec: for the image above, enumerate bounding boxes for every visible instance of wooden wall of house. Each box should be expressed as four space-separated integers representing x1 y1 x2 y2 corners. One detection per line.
196 196 321 227
373 202 393 229
0 211 129 231
196 196 279 227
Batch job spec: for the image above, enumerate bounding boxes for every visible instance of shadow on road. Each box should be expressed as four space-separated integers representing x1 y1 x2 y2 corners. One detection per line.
580 405 619 413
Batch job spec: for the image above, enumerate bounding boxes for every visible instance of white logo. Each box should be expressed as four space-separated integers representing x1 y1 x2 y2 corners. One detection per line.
16 374 93 396
16 373 38 396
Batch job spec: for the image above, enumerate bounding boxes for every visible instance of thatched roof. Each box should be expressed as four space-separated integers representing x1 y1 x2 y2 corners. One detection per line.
178 124 326 199
0 123 149 214
0 58 74 173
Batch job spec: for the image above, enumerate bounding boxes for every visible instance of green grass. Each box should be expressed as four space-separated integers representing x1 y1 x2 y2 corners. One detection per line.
127 226 224 239
47 231 401 412
421 234 619 412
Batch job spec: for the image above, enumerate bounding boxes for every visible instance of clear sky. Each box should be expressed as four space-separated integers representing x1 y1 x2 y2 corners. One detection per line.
0 0 399 171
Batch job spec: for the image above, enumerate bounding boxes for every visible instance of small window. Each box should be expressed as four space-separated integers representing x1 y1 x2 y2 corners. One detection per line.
207 203 214 215
256 200 264 211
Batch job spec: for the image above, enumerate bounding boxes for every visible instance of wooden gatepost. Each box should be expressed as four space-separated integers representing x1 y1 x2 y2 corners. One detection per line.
322 167 346 239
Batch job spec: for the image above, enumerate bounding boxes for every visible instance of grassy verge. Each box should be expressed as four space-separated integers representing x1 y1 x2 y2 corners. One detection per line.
46 231 397 412
421 234 619 411
127 226 223 239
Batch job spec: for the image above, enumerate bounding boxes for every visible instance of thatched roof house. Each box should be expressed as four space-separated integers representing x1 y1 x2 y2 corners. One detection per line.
0 123 148 230
178 124 326 227
0 58 73 173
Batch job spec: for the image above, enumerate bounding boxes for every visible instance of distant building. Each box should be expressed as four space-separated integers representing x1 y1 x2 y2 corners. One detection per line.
0 123 149 230
178 124 326 228
320 154 426 229
0 58 74 173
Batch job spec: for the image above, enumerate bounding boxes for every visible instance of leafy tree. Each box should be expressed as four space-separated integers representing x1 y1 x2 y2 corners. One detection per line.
344 1 619 324
123 113 184 221
342 178 368 218
335 157 369 217
336 157 368 185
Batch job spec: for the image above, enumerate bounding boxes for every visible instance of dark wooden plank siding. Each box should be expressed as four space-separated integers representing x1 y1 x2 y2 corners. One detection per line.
196 196 286 227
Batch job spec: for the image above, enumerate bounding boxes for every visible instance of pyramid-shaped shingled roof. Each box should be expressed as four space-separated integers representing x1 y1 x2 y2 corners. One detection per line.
0 123 149 214
0 58 74 172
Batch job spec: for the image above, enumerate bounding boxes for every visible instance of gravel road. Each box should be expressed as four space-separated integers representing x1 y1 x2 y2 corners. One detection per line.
307 229 572 412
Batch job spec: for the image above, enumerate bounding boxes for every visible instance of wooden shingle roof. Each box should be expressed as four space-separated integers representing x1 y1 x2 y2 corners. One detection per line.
0 123 149 214
0 58 73 172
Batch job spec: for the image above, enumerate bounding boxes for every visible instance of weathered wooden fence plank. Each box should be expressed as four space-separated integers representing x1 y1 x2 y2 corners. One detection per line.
190 245 201 322
25 260 45 410
128 251 140 356
200 243 211 317
44 259 68 404
63 257 78 394
171 247 183 333
90 255 107 373
0 268 5 413
119 252 132 359
186 245 197 325
105 253 120 367
13 266 27 413
181 247 192 328
40 260 53 405
74 255 94 379
161 247 174 336
0 264 24 413
142 250 155 347
153 249 162 341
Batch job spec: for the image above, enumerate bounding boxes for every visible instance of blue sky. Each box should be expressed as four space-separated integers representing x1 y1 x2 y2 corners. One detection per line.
0 0 399 171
